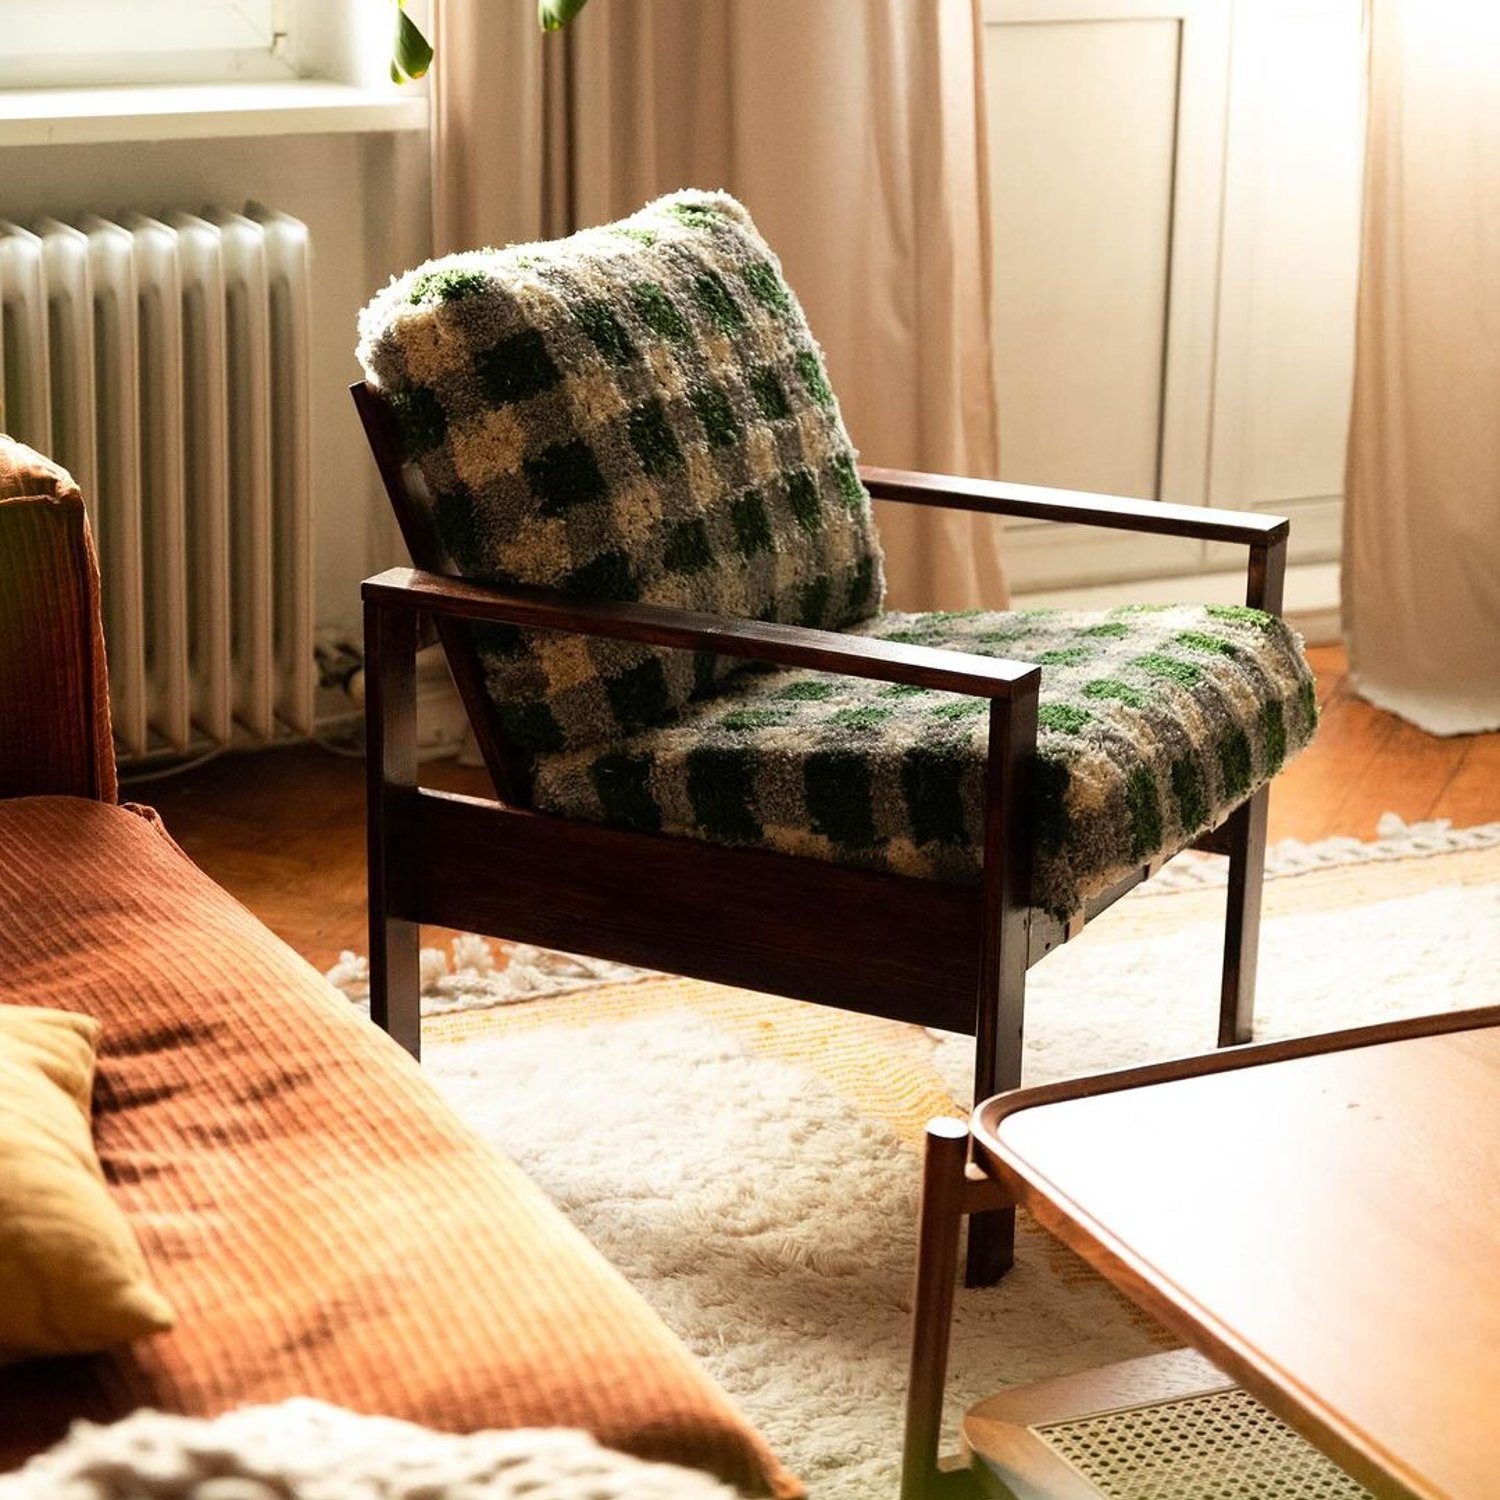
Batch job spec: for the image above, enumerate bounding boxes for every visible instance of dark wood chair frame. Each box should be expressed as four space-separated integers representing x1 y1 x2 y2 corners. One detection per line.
352 381 1289 1287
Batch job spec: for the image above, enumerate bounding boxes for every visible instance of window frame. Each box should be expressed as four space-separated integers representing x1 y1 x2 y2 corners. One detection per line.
0 0 296 89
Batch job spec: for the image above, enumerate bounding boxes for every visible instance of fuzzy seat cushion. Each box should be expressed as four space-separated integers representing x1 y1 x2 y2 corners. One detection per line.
357 190 884 756
531 603 1318 917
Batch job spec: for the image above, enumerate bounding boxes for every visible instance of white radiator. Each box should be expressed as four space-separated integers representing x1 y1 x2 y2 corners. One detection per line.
0 204 314 757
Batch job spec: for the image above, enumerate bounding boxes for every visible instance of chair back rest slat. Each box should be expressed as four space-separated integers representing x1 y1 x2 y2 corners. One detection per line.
351 381 531 806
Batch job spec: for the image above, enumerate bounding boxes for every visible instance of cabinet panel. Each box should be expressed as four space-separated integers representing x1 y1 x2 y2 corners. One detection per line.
987 17 1178 502
983 0 1363 593
1209 0 1364 560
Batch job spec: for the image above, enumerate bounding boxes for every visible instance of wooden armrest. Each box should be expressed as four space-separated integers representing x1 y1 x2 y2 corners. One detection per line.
861 467 1290 547
362 566 1041 700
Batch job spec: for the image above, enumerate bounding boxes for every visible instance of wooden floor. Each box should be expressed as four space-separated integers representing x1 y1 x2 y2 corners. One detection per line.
142 644 1499 974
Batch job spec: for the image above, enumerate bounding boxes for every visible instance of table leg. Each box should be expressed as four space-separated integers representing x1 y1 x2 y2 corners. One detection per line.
903 1119 977 1500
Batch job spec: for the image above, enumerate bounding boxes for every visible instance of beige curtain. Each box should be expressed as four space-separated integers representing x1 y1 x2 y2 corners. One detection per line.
1343 0 1500 733
430 0 1007 610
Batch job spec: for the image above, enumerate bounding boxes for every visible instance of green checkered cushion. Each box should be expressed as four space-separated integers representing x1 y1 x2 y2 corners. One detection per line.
530 603 1318 918
356 190 884 755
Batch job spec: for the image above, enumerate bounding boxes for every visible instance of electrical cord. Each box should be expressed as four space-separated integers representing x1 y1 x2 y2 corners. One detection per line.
118 746 227 787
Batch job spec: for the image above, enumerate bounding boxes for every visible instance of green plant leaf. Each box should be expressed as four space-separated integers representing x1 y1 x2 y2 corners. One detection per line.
538 0 592 32
391 2 433 83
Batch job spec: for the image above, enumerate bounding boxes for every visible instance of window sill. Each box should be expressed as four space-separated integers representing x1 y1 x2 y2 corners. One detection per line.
0 80 428 148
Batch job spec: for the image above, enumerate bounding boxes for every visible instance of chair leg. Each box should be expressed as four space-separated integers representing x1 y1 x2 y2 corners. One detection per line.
964 960 1024 1287
370 913 421 1059
966 692 1035 1288
964 1187 1017 1290
365 596 422 1060
1218 787 1269 1048
965 1210 1016 1291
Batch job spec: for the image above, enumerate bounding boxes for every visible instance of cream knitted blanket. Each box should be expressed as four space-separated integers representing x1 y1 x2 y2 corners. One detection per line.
0 1401 743 1500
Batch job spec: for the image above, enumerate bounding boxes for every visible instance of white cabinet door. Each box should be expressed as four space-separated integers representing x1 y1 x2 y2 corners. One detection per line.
982 0 1364 591
1206 0 1365 572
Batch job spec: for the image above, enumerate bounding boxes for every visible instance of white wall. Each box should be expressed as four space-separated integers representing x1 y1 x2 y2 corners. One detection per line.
0 126 430 642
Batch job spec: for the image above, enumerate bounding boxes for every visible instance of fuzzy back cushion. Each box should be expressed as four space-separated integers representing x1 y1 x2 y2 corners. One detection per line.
357 190 885 757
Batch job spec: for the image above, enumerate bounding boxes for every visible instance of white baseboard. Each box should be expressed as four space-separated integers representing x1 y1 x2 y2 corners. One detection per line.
1012 561 1342 645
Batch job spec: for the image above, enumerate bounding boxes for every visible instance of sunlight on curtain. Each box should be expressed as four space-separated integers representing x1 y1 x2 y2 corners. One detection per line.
1343 0 1500 733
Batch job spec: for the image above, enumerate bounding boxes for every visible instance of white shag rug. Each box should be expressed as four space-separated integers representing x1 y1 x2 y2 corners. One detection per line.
427 1014 1174 1500
413 830 1497 1499
931 874 1500 1106
327 937 642 1013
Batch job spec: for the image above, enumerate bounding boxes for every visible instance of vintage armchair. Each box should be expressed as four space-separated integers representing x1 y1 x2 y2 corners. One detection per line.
352 192 1315 1286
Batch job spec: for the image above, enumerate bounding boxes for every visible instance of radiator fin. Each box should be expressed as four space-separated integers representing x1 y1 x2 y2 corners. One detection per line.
0 206 314 757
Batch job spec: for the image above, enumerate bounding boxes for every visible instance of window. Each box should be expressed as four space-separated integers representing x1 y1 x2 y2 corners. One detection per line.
1 0 295 88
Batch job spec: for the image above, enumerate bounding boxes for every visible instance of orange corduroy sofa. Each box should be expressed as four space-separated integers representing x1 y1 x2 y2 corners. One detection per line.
0 437 796 1497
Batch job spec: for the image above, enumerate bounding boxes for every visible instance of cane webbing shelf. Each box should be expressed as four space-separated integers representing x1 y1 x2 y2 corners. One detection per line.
965 1351 1372 1500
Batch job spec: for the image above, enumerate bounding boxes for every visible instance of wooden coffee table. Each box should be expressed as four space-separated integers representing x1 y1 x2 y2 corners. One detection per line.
901 1004 1500 1500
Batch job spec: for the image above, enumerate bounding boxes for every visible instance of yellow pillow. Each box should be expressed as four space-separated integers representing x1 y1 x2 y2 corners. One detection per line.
0 1006 174 1358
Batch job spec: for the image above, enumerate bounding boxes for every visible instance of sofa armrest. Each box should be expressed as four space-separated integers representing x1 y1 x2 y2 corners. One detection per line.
0 439 116 802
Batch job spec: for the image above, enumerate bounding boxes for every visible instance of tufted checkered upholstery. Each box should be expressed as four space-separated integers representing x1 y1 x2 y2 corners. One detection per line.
532 604 1316 918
